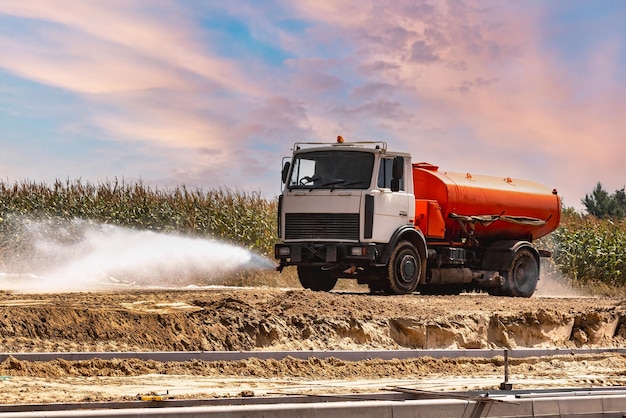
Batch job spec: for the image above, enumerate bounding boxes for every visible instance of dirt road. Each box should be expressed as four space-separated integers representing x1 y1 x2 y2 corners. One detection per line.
1 287 625 404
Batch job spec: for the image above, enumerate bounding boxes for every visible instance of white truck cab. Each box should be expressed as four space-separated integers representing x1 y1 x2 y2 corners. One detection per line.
275 138 427 294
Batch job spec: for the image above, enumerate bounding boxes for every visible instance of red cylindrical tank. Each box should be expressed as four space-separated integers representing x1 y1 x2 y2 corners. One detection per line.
413 163 561 242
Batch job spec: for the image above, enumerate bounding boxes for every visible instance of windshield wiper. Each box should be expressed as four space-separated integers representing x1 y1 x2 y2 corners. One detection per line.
341 181 368 188
309 179 370 191
309 179 346 191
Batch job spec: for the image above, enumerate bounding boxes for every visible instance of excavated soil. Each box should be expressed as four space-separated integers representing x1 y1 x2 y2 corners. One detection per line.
1 287 626 404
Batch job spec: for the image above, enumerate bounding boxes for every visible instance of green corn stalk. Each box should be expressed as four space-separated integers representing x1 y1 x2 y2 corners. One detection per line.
538 212 626 288
0 179 279 262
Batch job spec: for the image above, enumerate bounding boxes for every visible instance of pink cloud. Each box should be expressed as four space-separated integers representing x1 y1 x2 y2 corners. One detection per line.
282 0 625 205
1 1 260 96
0 0 624 207
0 1 270 170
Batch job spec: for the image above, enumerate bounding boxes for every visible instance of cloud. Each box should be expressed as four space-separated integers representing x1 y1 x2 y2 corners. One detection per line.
281 0 625 206
0 0 624 209
1 1 260 95
235 96 313 141
409 40 440 63
0 0 272 171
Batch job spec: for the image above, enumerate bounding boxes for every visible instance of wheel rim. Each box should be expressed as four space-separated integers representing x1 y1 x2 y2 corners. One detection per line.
398 253 418 284
514 258 534 291
514 261 531 285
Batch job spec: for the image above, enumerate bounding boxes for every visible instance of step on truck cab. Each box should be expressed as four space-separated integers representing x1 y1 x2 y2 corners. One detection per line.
274 137 561 297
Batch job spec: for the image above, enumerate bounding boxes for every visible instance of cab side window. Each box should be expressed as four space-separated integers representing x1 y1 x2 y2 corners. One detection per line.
378 157 404 190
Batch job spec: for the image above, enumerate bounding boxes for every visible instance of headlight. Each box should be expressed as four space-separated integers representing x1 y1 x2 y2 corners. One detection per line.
277 246 291 256
350 246 366 256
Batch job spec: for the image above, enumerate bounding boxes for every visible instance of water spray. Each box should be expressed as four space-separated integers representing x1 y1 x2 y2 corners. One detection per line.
0 216 276 293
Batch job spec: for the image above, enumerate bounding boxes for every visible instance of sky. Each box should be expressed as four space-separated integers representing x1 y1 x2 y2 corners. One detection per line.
0 1 625 211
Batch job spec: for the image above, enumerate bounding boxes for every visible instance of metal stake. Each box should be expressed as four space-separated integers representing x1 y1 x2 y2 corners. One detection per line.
499 349 513 390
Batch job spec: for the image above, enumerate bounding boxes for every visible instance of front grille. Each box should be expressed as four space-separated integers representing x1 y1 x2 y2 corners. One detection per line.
285 213 360 240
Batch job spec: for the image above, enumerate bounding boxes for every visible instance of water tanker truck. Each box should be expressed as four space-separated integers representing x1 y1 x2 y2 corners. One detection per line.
274 138 561 297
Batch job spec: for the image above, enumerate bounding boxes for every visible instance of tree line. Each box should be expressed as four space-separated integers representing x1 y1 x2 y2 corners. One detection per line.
582 182 626 219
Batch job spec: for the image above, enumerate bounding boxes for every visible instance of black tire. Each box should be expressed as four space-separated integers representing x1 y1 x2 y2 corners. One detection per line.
419 284 464 296
504 248 539 297
297 266 339 292
386 241 422 294
368 280 391 294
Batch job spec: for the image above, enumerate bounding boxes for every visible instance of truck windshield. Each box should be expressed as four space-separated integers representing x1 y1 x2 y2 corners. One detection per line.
288 150 374 190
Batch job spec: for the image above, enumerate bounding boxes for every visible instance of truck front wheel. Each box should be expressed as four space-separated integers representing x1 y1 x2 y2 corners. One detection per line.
504 247 539 297
386 241 422 294
297 266 339 292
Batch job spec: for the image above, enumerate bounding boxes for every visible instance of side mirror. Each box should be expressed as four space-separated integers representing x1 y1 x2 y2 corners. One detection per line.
281 161 291 184
392 156 404 180
391 156 403 192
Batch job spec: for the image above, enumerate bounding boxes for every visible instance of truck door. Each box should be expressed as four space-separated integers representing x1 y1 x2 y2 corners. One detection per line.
368 156 413 242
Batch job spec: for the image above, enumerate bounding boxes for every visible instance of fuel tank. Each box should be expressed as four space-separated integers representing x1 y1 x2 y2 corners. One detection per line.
413 163 561 242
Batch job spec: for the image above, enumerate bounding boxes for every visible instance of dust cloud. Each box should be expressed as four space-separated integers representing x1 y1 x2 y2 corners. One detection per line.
0 217 275 293
535 259 581 297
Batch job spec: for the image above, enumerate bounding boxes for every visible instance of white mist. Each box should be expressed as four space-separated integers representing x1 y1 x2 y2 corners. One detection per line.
0 217 275 293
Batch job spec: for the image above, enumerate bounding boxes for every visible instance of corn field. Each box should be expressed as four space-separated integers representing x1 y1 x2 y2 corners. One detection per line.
1 179 625 291
0 179 277 259
538 210 626 289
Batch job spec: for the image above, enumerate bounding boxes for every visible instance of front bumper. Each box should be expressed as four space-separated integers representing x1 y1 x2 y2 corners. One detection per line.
274 242 378 269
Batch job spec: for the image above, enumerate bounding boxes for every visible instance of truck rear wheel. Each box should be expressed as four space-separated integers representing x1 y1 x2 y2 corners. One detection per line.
504 247 539 297
387 241 422 294
297 266 339 292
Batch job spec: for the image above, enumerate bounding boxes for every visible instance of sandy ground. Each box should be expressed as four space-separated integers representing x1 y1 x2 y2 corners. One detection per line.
1 286 626 404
